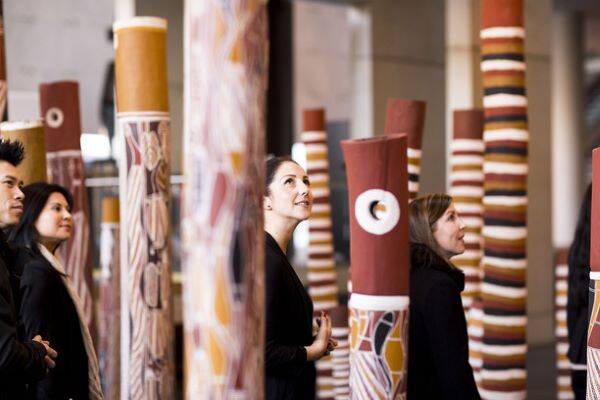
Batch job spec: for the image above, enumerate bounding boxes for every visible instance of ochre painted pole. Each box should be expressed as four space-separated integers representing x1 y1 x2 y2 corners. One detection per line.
113 16 174 399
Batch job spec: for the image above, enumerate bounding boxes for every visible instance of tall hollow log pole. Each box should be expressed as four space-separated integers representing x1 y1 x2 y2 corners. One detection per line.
113 16 174 399
449 110 485 385
0 120 46 184
330 305 350 399
301 108 338 399
554 249 572 398
479 1 529 397
98 197 121 400
342 134 409 399
182 1 268 398
0 0 7 121
39 80 95 340
384 98 426 200
588 148 600 397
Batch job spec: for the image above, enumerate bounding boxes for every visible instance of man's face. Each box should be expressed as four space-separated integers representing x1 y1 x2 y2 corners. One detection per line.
0 161 24 228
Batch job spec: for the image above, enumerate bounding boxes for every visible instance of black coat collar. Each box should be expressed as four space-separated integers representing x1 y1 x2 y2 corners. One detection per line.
410 242 465 292
265 232 286 258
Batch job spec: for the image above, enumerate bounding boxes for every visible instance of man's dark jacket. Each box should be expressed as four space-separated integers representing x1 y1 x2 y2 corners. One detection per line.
0 230 46 399
407 243 480 400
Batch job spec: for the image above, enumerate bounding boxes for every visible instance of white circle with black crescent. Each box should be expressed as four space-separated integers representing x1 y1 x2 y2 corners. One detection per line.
354 189 400 235
45 107 64 129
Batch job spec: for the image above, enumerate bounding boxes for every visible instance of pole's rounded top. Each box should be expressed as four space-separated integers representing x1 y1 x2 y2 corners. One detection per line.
113 16 167 33
0 120 44 132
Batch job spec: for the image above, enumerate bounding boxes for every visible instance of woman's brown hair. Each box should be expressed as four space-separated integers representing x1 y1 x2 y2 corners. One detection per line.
265 155 299 196
409 193 453 261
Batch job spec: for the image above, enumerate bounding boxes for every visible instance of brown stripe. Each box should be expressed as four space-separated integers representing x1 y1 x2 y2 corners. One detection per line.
485 121 528 130
481 42 524 55
483 74 526 88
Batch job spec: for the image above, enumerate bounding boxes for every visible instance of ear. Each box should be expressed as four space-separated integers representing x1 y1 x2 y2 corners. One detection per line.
263 196 272 211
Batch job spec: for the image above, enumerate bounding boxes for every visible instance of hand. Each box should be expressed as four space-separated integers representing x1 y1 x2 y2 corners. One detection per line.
33 335 57 369
305 311 332 361
325 337 338 355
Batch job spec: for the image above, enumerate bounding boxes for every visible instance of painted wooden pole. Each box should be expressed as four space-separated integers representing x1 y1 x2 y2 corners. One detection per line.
113 16 174 399
0 120 46 184
588 148 600 398
182 1 268 398
301 108 338 312
449 110 485 384
479 1 529 397
342 134 409 399
301 108 338 399
0 0 7 121
39 80 95 339
554 248 574 399
450 109 484 311
330 305 350 400
98 197 121 400
384 98 426 199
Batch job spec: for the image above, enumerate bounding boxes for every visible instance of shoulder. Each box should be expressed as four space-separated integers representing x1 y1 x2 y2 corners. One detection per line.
17 250 54 283
411 263 458 295
265 234 287 276
410 243 464 290
265 247 286 287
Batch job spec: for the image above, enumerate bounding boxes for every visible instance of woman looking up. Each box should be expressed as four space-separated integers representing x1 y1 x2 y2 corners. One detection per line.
407 193 479 400
9 183 102 399
264 156 336 399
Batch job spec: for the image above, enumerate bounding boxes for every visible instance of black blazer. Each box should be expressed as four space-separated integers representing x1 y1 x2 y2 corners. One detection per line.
0 231 46 400
407 243 480 400
14 247 89 400
567 185 591 366
264 232 316 400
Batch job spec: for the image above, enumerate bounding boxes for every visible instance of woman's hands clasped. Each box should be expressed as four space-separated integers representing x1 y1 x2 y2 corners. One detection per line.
305 311 338 361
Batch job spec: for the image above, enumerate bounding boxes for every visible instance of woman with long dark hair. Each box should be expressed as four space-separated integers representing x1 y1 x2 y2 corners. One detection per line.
407 193 479 399
264 156 336 399
9 182 102 399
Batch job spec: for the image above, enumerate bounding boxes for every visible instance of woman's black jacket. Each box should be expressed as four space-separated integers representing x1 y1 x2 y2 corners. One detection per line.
407 243 480 400
13 247 89 399
567 184 591 366
264 232 316 400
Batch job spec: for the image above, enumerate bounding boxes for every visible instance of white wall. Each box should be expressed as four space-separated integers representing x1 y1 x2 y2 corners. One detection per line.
4 0 113 133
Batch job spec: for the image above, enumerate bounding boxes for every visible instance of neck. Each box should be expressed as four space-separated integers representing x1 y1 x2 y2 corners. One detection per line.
264 214 299 255
39 240 58 255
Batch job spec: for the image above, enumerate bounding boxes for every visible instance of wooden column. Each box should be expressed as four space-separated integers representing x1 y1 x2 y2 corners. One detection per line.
98 197 120 400
588 148 600 397
479 1 529 397
554 248 573 399
113 16 174 399
342 134 409 399
384 98 426 199
39 80 95 339
449 109 485 384
0 0 7 121
330 305 350 400
0 120 46 183
301 108 338 400
182 1 268 398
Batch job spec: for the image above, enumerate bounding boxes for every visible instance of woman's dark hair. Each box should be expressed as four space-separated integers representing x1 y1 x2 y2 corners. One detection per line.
8 182 74 255
409 193 454 261
265 155 299 196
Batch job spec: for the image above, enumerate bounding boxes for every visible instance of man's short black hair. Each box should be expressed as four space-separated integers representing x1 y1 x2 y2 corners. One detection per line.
0 139 25 167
